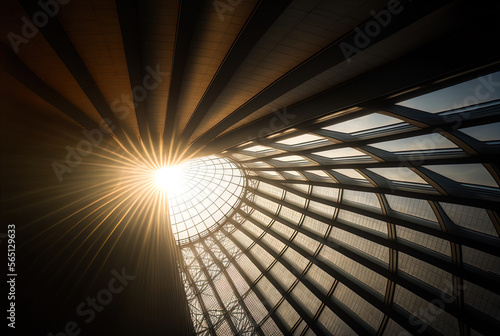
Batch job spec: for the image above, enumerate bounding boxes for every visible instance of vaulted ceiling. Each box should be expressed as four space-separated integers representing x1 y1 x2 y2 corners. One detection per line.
1 1 500 335
3 0 493 160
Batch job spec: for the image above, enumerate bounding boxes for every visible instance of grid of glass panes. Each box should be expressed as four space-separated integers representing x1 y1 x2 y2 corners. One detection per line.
168 156 245 244
181 69 500 335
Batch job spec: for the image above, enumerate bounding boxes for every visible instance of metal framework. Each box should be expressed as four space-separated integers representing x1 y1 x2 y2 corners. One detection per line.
179 64 500 336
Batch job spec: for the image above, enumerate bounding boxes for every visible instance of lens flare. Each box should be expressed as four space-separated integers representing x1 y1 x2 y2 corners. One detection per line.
154 165 185 191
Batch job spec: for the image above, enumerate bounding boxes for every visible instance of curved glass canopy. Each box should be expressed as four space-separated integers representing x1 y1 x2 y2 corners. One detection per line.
178 70 500 336
166 156 246 244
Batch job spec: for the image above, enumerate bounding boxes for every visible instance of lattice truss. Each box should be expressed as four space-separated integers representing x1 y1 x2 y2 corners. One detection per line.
179 69 500 335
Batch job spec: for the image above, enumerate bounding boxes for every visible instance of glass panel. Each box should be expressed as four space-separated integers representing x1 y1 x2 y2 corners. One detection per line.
322 113 402 133
301 216 329 237
333 283 383 330
304 170 330 177
290 282 321 318
396 226 451 256
256 277 282 308
273 155 308 162
343 190 381 210
308 200 336 218
399 253 452 290
459 122 500 142
330 227 389 264
464 281 500 321
393 286 459 335
244 145 276 153
462 246 500 276
440 203 497 236
313 147 367 159
276 134 326 146
385 195 437 222
318 306 356 335
337 210 388 235
311 186 340 202
370 134 458 152
425 164 498 187
333 169 367 180
383 319 408 336
368 167 428 184
397 71 500 113
260 318 284 335
304 264 335 295
269 262 296 291
275 300 300 330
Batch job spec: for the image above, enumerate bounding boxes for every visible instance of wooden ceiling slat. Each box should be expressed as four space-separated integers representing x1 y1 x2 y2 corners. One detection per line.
187 0 452 154
178 0 293 147
18 0 130 141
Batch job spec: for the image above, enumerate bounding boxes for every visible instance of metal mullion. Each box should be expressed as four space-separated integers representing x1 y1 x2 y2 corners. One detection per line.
199 239 266 336
429 201 469 336
180 253 217 336
224 96 500 157
221 227 331 336
236 219 375 336
210 231 289 335
235 217 454 335
240 206 473 321
243 191 500 331
375 192 397 336
250 187 500 294
245 154 499 171
190 245 239 335
249 182 500 257
238 127 450 164
251 186 452 243
250 175 499 211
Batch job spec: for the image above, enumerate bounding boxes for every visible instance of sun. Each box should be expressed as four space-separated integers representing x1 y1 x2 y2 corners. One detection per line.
154 165 185 191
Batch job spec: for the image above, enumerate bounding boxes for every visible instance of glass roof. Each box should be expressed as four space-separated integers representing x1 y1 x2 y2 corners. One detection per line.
167 155 246 244
178 68 500 336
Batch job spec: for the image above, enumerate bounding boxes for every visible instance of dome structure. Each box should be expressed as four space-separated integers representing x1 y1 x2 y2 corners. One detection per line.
1 1 499 335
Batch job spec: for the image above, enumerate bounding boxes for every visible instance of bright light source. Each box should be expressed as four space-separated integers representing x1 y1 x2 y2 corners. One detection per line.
154 165 185 191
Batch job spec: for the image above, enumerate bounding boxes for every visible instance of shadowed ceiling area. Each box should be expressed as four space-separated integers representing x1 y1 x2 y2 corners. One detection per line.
1 0 500 335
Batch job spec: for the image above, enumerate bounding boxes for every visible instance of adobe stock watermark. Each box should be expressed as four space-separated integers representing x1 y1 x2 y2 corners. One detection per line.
440 73 500 130
397 280 467 335
46 267 135 336
212 0 242 22
245 107 296 146
7 0 71 54
390 72 500 189
51 65 169 182
340 0 404 64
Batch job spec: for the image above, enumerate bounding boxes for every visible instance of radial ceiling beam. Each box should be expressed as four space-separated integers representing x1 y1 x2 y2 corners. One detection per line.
162 0 201 152
196 4 500 156
115 0 151 143
18 0 129 142
178 0 293 147
188 0 453 153
1 43 100 131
